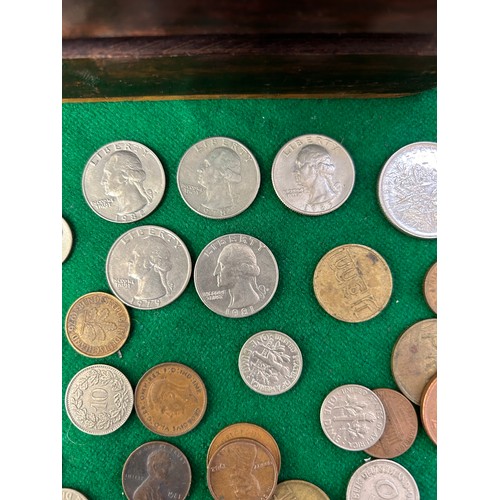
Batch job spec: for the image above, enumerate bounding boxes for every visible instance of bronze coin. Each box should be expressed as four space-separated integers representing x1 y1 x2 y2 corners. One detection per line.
65 292 130 358
424 262 437 314
364 388 418 458
313 244 392 322
135 362 207 436
391 318 437 405
271 479 329 499
206 422 281 473
421 374 437 445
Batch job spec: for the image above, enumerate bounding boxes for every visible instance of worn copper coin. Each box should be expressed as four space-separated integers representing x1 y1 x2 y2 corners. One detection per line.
391 318 437 405
364 388 418 458
207 437 278 499
421 374 437 445
62 217 73 263
207 422 281 473
135 362 207 436
122 441 191 500
65 292 130 358
271 480 329 499
313 244 392 322
424 262 437 314
62 489 88 500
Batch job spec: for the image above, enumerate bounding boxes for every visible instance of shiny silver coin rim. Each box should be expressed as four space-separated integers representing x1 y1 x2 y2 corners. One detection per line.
62 488 89 500
377 141 437 239
62 217 73 263
176 136 261 219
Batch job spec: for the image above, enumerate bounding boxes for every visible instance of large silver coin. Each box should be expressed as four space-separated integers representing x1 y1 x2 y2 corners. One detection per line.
82 140 166 223
272 134 355 215
62 489 88 500
194 233 279 318
62 217 73 263
320 384 386 451
177 136 260 219
106 225 192 310
346 459 420 499
378 142 437 238
65 364 134 435
239 330 302 395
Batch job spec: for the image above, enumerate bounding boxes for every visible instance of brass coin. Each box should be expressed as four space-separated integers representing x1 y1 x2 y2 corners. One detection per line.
313 244 392 322
272 479 329 499
364 388 418 458
391 318 437 405
207 437 278 500
206 422 281 473
135 362 207 436
65 292 130 358
424 262 437 314
421 373 437 445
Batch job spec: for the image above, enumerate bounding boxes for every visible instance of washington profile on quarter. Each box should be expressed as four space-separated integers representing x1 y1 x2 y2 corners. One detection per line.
62 217 73 263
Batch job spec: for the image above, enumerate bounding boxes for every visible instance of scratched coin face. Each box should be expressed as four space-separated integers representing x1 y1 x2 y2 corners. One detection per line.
420 374 437 445
194 234 279 318
82 140 166 223
106 225 192 310
272 134 355 215
271 480 328 499
313 244 392 322
238 331 302 395
378 142 437 238
424 262 437 314
177 136 260 219
62 488 88 500
62 217 73 262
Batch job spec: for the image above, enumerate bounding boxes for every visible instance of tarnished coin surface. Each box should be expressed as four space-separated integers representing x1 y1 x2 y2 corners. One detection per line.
346 459 420 500
378 141 437 238
122 441 191 500
207 422 281 473
364 388 418 459
106 225 192 310
272 480 329 499
177 136 260 219
65 292 130 358
62 488 88 500
272 134 355 216
421 374 437 445
65 364 133 435
320 384 386 451
194 233 279 318
238 330 302 395
135 362 207 436
313 244 392 322
424 262 437 314
391 318 437 405
207 438 278 500
82 140 165 223
62 217 73 262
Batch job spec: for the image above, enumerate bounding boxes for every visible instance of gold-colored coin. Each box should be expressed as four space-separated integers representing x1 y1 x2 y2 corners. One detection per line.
421 373 437 445
424 262 437 314
391 318 437 405
272 479 329 499
313 244 392 322
65 292 130 358
135 362 207 436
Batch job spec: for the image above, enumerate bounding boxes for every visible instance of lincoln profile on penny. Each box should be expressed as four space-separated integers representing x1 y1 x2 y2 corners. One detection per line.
132 449 172 500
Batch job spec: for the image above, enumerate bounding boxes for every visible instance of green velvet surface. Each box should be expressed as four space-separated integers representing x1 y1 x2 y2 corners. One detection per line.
62 90 437 500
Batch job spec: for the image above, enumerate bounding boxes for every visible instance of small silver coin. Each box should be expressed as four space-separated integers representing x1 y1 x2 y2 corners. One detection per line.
82 140 166 223
65 364 134 435
106 225 192 310
239 330 303 395
62 488 88 500
320 384 386 451
177 136 260 219
272 134 355 215
122 441 191 500
346 459 420 499
194 233 279 318
62 217 73 263
378 141 437 238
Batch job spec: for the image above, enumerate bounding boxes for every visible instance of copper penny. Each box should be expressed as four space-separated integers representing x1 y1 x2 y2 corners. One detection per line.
421 374 437 445
271 479 328 499
424 262 437 314
364 388 418 458
207 437 278 499
207 422 281 473
391 318 437 405
65 292 130 358
313 244 392 322
135 362 207 436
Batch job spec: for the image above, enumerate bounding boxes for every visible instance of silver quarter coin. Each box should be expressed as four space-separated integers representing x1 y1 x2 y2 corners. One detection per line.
106 225 192 310
177 136 260 219
62 217 73 263
122 441 191 500
272 134 355 215
239 330 303 395
62 489 88 500
378 141 437 238
320 384 386 451
346 459 420 499
82 140 166 223
65 364 134 435
194 233 279 318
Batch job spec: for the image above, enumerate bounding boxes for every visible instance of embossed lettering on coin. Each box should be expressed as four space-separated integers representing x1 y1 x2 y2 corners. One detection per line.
271 480 328 499
424 262 437 314
62 488 88 500
62 217 73 263
421 374 437 445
